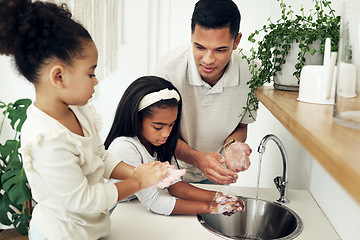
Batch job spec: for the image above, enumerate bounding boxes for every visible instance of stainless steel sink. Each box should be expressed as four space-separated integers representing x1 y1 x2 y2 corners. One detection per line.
197 197 303 240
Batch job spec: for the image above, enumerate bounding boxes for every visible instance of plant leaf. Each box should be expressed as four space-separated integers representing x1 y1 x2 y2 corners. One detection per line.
7 99 32 132
2 166 31 205
0 140 19 164
0 191 19 226
12 208 31 236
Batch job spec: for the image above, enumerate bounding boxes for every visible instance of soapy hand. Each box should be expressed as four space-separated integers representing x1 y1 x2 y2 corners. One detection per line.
210 192 244 215
155 163 186 189
195 152 238 185
134 161 172 189
223 141 251 172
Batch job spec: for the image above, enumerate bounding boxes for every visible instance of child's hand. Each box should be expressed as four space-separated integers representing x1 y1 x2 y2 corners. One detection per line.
223 141 251 172
210 192 245 215
155 165 186 188
133 162 170 189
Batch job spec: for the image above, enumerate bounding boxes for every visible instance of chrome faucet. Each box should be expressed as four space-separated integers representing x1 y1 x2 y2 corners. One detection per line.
258 134 290 204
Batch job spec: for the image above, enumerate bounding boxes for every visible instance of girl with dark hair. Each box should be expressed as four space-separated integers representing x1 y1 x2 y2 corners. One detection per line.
0 1 173 239
105 76 245 215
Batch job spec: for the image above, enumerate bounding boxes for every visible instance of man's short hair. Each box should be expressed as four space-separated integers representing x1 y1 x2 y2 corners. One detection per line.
191 0 241 40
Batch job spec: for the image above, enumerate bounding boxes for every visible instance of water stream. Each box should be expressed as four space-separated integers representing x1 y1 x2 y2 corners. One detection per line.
252 152 264 239
256 152 264 199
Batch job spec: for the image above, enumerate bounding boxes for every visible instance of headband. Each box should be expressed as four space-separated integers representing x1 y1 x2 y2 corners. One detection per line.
138 89 180 111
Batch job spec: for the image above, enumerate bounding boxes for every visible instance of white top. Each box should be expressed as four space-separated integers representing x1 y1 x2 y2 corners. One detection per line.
108 136 177 216
20 104 120 240
155 44 256 182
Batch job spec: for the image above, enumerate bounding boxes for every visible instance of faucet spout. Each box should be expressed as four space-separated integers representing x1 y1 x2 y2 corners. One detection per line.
258 134 290 203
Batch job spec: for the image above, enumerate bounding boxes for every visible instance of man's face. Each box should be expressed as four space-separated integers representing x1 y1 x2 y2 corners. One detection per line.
191 24 241 86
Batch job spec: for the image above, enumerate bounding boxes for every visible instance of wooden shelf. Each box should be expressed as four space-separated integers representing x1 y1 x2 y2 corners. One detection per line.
255 86 360 203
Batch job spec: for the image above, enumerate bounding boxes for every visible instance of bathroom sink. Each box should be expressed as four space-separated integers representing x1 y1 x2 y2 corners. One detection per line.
197 197 303 240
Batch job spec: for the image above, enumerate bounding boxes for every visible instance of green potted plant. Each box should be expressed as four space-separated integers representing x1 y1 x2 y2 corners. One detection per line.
0 98 32 235
240 0 340 119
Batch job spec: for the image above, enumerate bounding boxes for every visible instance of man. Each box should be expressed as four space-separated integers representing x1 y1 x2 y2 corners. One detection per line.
155 0 256 185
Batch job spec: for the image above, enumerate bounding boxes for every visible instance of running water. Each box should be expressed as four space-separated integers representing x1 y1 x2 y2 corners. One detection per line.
256 153 264 199
252 152 264 239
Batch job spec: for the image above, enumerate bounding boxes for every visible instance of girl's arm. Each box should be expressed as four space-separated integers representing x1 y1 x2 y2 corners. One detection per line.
168 181 244 215
171 199 212 215
113 161 170 202
110 161 136 180
167 181 216 201
169 194 243 215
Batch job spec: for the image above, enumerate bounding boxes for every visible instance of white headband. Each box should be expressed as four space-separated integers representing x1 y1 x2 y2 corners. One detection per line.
138 89 180 111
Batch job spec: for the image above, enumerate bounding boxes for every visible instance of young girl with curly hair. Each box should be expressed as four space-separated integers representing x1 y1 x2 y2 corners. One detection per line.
0 1 174 239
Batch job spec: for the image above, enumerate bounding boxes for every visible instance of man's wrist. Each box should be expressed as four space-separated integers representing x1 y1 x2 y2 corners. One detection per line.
177 142 201 167
191 149 204 169
221 139 239 151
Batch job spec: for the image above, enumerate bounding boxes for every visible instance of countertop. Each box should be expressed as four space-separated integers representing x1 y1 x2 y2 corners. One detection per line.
255 86 360 203
108 184 340 240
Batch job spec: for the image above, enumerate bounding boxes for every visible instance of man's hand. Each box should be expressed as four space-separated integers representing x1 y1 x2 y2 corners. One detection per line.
195 152 238 185
223 141 251 172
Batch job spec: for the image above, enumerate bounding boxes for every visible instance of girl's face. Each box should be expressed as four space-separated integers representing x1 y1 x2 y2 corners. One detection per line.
139 106 178 153
62 41 99 106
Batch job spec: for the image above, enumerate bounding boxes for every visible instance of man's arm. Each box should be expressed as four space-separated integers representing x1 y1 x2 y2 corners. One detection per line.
174 138 238 185
174 123 252 184
224 123 248 144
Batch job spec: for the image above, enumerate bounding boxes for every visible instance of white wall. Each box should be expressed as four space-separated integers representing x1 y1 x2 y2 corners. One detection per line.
311 160 360 239
1 0 359 239
0 53 35 143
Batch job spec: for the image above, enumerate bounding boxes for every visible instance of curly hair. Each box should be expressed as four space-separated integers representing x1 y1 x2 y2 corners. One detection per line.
0 0 92 83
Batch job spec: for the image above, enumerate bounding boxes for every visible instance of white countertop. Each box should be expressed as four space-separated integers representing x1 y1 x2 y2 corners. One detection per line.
108 185 340 240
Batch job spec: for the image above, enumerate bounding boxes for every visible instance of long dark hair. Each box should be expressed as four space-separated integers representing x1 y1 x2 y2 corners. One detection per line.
104 76 182 163
0 0 92 83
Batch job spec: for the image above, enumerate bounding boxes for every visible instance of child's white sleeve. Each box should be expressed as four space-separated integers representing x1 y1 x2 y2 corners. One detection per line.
98 142 123 179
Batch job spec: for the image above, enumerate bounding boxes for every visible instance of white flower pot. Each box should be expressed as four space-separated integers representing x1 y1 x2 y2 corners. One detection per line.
273 40 323 91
